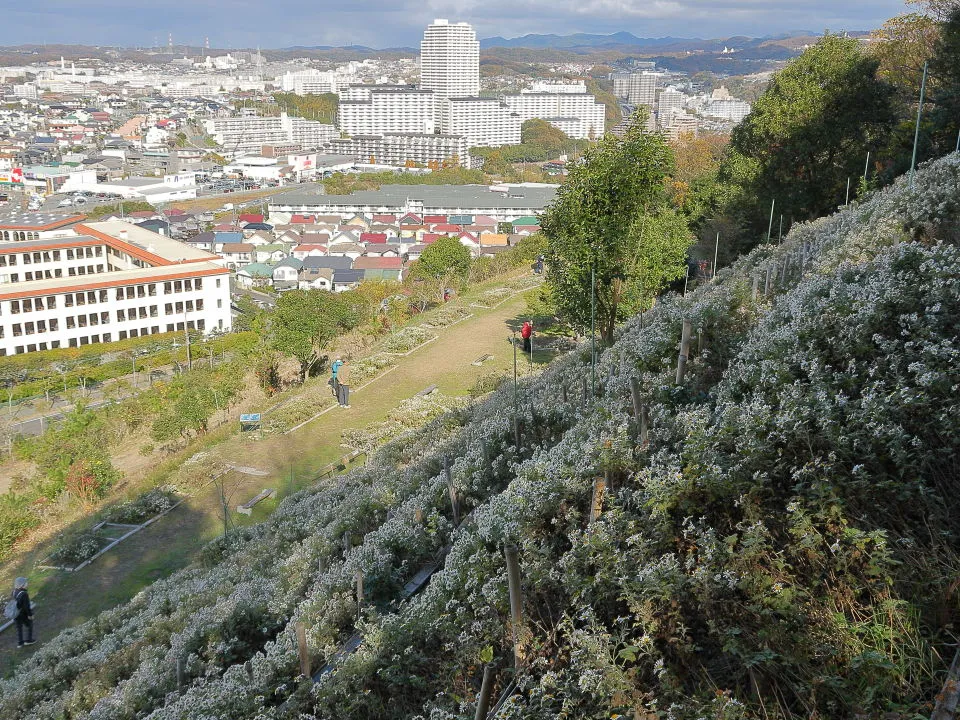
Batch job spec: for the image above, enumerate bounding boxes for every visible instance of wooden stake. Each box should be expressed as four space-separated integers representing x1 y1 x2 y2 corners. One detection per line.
589 476 606 523
414 508 424 524
445 455 460 527
342 531 350 557
295 622 311 678
504 544 524 668
582 376 589 405
355 572 364 613
640 403 650 448
629 377 642 420
176 656 185 690
474 664 495 720
751 275 759 301
513 414 520 449
676 320 692 385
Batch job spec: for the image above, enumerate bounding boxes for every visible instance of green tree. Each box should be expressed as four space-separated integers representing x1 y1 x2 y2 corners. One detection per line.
271 290 361 382
719 35 895 238
929 7 960 153
409 237 472 302
539 125 691 345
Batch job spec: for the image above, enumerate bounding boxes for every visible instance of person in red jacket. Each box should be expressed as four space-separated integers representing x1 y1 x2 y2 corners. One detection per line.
521 320 533 353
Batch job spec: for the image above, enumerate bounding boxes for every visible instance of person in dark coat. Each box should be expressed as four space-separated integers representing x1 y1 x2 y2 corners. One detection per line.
12 577 35 648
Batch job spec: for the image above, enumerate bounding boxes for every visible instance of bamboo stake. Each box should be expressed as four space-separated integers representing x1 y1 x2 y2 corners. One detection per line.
640 403 650 448
475 664 495 720
629 377 642 421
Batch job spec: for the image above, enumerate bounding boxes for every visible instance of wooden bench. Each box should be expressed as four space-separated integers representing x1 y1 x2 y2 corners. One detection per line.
236 488 277 515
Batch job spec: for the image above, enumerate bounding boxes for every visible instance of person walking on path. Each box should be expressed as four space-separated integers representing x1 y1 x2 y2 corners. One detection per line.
521 320 533 353
336 359 352 408
11 577 35 648
329 356 344 398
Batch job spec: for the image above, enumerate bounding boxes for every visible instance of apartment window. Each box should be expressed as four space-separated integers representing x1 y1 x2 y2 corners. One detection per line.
137 285 145 298
53 250 61 261
49 319 58 332
10 300 19 314
76 293 85 306
20 299 30 312
138 307 146 319
79 336 89 346
42 252 50 262
166 324 174 332
51 341 60 349
150 306 158 317
129 328 138 338
175 302 184 314
102 333 111 343
66 316 76 329
22 253 30 265
85 247 93 259
195 278 202 290
77 266 85 276
66 249 74 260
118 309 126 321
197 319 205 331
184 279 193 291
164 282 172 293
95 247 103 257
151 326 159 334
217 299 222 309
27 344 36 353
148 284 157 296
34 298 44 311
164 303 173 315
99 290 107 303
185 300 194 313
126 287 135 299
118 330 127 340
24 272 33 282
101 312 109 324
78 315 87 328
215 278 221 288
69 338 77 348
12 323 22 336
10 273 17 282
65 295 73 307
90 335 100 344
37 320 46 333
97 264 104 273
90 313 99 326
174 280 183 292
0 256 5 267
24 322 34 335
85 291 95 304
116 288 124 300
15 345 24 353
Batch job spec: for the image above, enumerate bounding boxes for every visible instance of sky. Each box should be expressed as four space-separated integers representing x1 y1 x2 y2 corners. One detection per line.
0 0 914 49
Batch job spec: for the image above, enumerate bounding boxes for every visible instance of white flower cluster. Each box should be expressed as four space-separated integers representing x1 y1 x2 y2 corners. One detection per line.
2 154 958 720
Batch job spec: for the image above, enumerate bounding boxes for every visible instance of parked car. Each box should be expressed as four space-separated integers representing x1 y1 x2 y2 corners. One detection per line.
58 198 74 207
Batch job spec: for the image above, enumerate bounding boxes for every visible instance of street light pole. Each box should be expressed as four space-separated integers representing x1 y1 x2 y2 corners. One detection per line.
909 61 928 188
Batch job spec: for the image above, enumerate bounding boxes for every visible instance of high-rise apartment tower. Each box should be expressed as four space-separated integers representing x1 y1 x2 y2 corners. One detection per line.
420 19 480 132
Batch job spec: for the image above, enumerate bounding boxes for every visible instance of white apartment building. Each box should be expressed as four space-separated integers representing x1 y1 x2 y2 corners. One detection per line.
702 99 752 124
205 112 338 157
0 220 232 356
502 92 606 139
656 88 687 126
444 98 521 148
526 81 587 94
420 19 480 131
612 72 661 107
280 70 348 95
325 133 468 167
663 112 699 141
338 85 435 135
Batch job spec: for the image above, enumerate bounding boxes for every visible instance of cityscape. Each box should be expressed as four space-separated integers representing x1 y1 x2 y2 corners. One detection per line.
4 2 960 719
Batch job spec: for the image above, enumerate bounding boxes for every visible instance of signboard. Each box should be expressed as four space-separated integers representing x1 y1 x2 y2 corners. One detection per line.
239 413 262 423
0 168 23 185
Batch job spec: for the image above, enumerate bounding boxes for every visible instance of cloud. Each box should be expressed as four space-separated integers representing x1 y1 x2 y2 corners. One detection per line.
0 0 912 47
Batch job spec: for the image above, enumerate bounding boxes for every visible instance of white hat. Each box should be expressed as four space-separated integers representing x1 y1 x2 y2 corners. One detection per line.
14 577 27 589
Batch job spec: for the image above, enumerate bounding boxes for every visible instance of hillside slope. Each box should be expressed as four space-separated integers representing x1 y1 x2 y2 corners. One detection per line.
2 155 960 719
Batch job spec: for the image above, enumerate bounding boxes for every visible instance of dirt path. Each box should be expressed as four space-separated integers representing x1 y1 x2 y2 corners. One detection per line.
0 290 540 670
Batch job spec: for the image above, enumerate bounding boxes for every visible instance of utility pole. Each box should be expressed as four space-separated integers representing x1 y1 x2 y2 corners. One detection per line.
766 198 775 243
909 61 928 188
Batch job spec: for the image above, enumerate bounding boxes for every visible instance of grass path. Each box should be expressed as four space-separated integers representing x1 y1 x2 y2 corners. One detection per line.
0 289 543 671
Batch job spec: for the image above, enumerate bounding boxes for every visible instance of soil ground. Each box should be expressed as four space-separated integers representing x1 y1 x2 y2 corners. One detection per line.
0 287 555 672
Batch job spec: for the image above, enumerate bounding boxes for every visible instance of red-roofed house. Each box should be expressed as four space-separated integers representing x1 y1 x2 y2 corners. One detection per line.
474 215 498 226
372 214 397 224
239 213 264 224
430 224 462 235
360 232 388 244
458 232 480 251
292 244 328 260
423 214 447 225
129 210 157 219
399 212 422 225
291 214 315 224
213 223 240 232
422 233 441 244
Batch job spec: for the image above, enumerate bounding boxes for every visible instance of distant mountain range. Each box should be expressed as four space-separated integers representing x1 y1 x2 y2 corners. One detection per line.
477 31 833 53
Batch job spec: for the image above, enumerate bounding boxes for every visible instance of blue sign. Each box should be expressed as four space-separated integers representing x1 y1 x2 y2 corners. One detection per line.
239 413 261 423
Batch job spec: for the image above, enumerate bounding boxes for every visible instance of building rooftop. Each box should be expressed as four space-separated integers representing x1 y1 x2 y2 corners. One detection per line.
78 221 221 264
271 184 558 212
0 212 87 231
